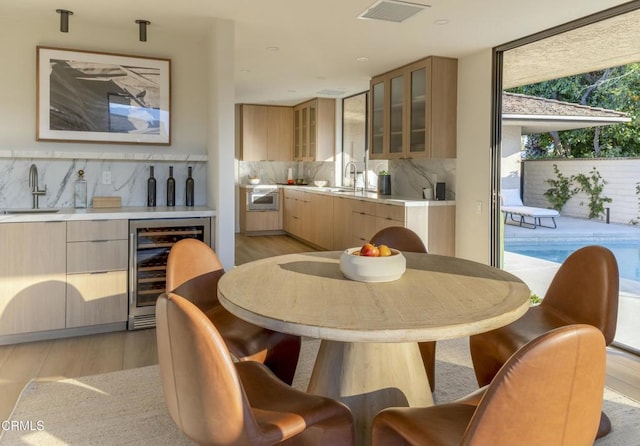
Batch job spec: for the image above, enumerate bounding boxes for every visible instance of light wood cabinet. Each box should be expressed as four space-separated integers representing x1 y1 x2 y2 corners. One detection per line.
238 104 293 161
369 56 457 160
293 98 336 161
283 189 313 242
283 190 455 255
309 193 334 250
239 188 283 234
66 271 128 328
332 196 353 250
350 199 378 246
267 106 294 161
0 222 66 336
66 220 128 328
283 189 303 238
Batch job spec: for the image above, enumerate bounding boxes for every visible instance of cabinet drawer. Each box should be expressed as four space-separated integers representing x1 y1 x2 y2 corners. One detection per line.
67 240 128 273
351 199 377 215
283 189 301 200
245 210 283 232
66 271 128 327
351 211 376 245
67 220 128 242
375 203 405 222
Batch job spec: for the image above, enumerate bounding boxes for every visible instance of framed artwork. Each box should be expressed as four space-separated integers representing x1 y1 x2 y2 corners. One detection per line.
36 46 171 145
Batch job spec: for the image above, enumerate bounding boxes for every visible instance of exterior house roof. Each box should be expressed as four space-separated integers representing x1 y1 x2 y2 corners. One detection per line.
502 92 631 134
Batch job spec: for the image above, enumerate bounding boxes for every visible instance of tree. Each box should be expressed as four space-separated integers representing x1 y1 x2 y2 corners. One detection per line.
509 63 640 158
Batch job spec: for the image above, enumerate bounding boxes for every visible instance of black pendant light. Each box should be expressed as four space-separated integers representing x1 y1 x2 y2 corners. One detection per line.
56 9 73 33
135 19 151 42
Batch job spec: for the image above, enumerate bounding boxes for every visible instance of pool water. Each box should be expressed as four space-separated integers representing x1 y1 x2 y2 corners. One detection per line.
505 240 640 283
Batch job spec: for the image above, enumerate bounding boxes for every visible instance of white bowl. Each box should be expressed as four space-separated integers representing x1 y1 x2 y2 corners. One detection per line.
248 178 260 185
314 180 328 188
339 247 406 282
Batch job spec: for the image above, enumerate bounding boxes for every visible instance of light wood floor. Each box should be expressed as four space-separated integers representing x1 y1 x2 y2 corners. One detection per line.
0 234 638 422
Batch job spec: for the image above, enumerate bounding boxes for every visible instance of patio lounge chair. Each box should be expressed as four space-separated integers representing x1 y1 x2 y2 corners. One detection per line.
501 189 559 229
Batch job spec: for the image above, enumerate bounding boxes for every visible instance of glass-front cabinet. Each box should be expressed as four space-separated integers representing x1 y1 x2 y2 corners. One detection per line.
294 108 301 159
293 98 336 162
370 80 385 157
389 73 404 157
409 61 428 155
369 56 457 160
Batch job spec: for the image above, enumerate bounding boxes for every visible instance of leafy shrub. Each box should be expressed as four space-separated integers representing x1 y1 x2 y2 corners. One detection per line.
574 167 612 219
544 164 578 211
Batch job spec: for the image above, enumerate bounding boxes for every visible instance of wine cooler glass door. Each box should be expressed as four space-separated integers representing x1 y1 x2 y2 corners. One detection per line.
128 218 211 329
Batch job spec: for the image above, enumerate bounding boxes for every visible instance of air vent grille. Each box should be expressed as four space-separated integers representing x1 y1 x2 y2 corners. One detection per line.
358 0 430 23
316 89 347 96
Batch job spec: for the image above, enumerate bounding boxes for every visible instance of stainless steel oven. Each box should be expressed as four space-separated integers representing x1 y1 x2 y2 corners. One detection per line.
247 186 279 211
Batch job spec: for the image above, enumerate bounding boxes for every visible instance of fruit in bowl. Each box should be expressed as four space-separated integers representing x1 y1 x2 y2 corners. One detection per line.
358 242 393 257
340 243 405 282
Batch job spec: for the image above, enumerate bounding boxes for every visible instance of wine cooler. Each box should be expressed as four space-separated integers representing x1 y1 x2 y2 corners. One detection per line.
128 218 211 330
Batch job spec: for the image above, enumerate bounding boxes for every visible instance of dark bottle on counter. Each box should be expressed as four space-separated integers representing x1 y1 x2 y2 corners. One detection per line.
185 166 195 206
167 166 176 207
147 166 156 207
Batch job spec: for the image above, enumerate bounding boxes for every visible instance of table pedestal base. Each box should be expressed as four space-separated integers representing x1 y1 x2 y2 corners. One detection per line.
307 340 433 446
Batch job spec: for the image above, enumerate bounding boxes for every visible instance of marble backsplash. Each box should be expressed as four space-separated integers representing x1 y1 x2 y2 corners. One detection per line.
239 158 456 200
239 161 335 186
389 158 456 200
0 158 207 209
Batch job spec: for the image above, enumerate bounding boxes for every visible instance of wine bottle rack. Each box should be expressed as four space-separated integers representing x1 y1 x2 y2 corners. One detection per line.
128 218 211 330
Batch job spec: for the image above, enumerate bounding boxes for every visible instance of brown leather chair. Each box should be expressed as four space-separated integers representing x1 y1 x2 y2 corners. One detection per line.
372 324 606 446
166 238 301 385
469 244 619 438
156 292 355 446
370 226 436 392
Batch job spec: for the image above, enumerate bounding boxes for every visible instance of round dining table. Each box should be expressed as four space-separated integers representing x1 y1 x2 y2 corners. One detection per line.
217 251 530 445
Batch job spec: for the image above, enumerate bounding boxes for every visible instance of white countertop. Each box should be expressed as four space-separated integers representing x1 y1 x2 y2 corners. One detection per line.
0 206 216 223
240 184 455 207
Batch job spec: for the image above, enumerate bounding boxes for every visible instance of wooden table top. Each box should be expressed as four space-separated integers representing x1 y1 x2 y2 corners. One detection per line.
218 251 531 343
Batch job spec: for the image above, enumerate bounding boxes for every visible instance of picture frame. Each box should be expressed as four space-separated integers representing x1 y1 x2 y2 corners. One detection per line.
36 46 171 145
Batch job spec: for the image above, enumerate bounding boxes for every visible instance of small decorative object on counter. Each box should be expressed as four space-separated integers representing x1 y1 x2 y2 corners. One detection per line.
147 166 156 207
74 169 87 208
378 170 391 195
435 182 446 200
167 166 176 207
185 166 195 206
287 167 294 185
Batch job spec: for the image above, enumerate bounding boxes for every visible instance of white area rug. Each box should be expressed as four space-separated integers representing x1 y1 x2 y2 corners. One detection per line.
1 337 639 445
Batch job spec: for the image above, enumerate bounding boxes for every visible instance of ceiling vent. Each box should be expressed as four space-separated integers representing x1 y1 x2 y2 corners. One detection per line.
358 0 430 23
316 89 347 96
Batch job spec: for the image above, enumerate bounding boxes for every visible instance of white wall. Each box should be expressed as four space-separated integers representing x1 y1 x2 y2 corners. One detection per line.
455 49 493 263
0 15 210 157
207 19 236 269
0 13 237 266
501 126 523 190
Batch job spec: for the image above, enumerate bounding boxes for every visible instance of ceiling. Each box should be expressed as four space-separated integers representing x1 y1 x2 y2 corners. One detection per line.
2 0 638 105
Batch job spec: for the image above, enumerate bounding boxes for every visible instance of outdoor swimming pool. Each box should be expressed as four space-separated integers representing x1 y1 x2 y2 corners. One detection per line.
505 240 640 283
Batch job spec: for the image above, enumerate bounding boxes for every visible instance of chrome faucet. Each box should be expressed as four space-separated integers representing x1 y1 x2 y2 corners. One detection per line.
344 161 358 191
29 164 46 209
